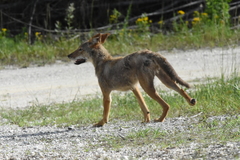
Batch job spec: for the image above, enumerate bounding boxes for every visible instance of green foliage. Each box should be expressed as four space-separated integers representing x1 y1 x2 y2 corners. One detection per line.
1 28 8 37
55 3 75 33
205 0 232 24
135 14 152 32
54 21 62 32
65 3 75 30
0 23 238 67
109 8 121 24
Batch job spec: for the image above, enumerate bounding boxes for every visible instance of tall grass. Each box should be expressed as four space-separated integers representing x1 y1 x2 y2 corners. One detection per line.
0 76 239 127
0 35 79 67
1 25 238 67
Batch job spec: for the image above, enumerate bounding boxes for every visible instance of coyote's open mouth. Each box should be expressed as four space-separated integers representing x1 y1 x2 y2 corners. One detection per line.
74 58 86 65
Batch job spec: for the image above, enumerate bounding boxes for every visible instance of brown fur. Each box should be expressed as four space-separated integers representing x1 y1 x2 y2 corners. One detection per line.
68 33 196 127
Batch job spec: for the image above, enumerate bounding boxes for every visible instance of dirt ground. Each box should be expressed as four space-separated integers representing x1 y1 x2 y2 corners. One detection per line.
0 47 239 109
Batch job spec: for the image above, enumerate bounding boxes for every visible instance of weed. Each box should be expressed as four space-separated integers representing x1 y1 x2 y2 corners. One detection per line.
135 14 152 33
205 0 231 24
109 8 121 25
65 3 75 30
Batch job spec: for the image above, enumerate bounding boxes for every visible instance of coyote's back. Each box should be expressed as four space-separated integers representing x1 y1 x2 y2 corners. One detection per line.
120 50 191 88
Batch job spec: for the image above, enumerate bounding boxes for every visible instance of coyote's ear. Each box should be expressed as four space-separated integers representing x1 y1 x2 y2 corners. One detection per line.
100 33 110 44
89 33 101 48
89 33 101 44
89 33 110 48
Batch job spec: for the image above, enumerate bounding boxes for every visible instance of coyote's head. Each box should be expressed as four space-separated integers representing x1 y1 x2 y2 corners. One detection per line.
68 33 110 65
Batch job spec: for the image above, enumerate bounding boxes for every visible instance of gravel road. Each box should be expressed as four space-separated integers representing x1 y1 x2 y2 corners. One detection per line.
1 116 239 159
0 47 240 159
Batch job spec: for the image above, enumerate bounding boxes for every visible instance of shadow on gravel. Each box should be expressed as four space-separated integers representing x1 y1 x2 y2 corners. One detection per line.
0 127 76 139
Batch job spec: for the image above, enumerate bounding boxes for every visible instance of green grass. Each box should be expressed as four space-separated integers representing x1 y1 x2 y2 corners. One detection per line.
0 75 239 127
1 24 240 67
0 36 76 67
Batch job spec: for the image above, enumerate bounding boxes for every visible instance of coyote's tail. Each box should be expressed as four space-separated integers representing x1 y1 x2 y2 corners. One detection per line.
155 54 191 88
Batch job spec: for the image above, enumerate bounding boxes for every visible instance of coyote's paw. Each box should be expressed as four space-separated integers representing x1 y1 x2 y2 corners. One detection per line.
154 118 165 123
93 124 103 127
142 113 151 123
141 119 151 123
93 119 106 127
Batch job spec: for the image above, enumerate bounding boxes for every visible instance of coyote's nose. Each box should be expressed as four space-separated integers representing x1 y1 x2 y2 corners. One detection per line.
67 54 71 58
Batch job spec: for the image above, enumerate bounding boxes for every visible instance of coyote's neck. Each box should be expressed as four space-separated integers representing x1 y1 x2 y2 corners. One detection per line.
90 45 112 68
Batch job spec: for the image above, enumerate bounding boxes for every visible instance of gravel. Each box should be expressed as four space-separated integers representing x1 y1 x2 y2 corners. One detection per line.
0 47 240 159
1 116 239 159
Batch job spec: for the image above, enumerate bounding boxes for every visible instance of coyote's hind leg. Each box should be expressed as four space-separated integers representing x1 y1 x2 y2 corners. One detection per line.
138 73 170 122
156 70 196 106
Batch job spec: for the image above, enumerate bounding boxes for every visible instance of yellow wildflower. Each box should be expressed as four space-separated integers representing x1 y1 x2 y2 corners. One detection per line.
136 17 150 24
136 18 142 24
1 28 7 32
110 15 117 21
110 15 117 18
178 10 185 15
158 20 164 24
192 17 200 25
35 32 42 40
193 17 200 22
201 12 208 17
35 32 41 36
143 17 148 21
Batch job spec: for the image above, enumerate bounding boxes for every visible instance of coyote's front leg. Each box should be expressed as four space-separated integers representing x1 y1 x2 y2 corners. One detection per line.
94 91 111 127
132 87 151 123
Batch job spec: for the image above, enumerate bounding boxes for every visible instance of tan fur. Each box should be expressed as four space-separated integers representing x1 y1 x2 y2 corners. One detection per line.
68 33 196 127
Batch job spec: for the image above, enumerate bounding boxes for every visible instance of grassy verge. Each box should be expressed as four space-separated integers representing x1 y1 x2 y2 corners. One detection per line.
1 24 240 67
0 76 239 127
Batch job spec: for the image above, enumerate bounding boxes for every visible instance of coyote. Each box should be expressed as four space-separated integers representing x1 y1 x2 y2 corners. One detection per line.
68 33 196 127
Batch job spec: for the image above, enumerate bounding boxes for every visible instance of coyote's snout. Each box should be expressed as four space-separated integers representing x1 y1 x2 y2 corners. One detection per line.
68 33 196 127
67 48 86 65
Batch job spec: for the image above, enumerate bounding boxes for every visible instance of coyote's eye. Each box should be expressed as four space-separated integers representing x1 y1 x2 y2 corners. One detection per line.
79 48 82 51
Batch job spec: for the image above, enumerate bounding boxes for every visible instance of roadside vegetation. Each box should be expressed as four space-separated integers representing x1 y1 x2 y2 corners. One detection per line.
0 0 239 67
0 75 239 127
